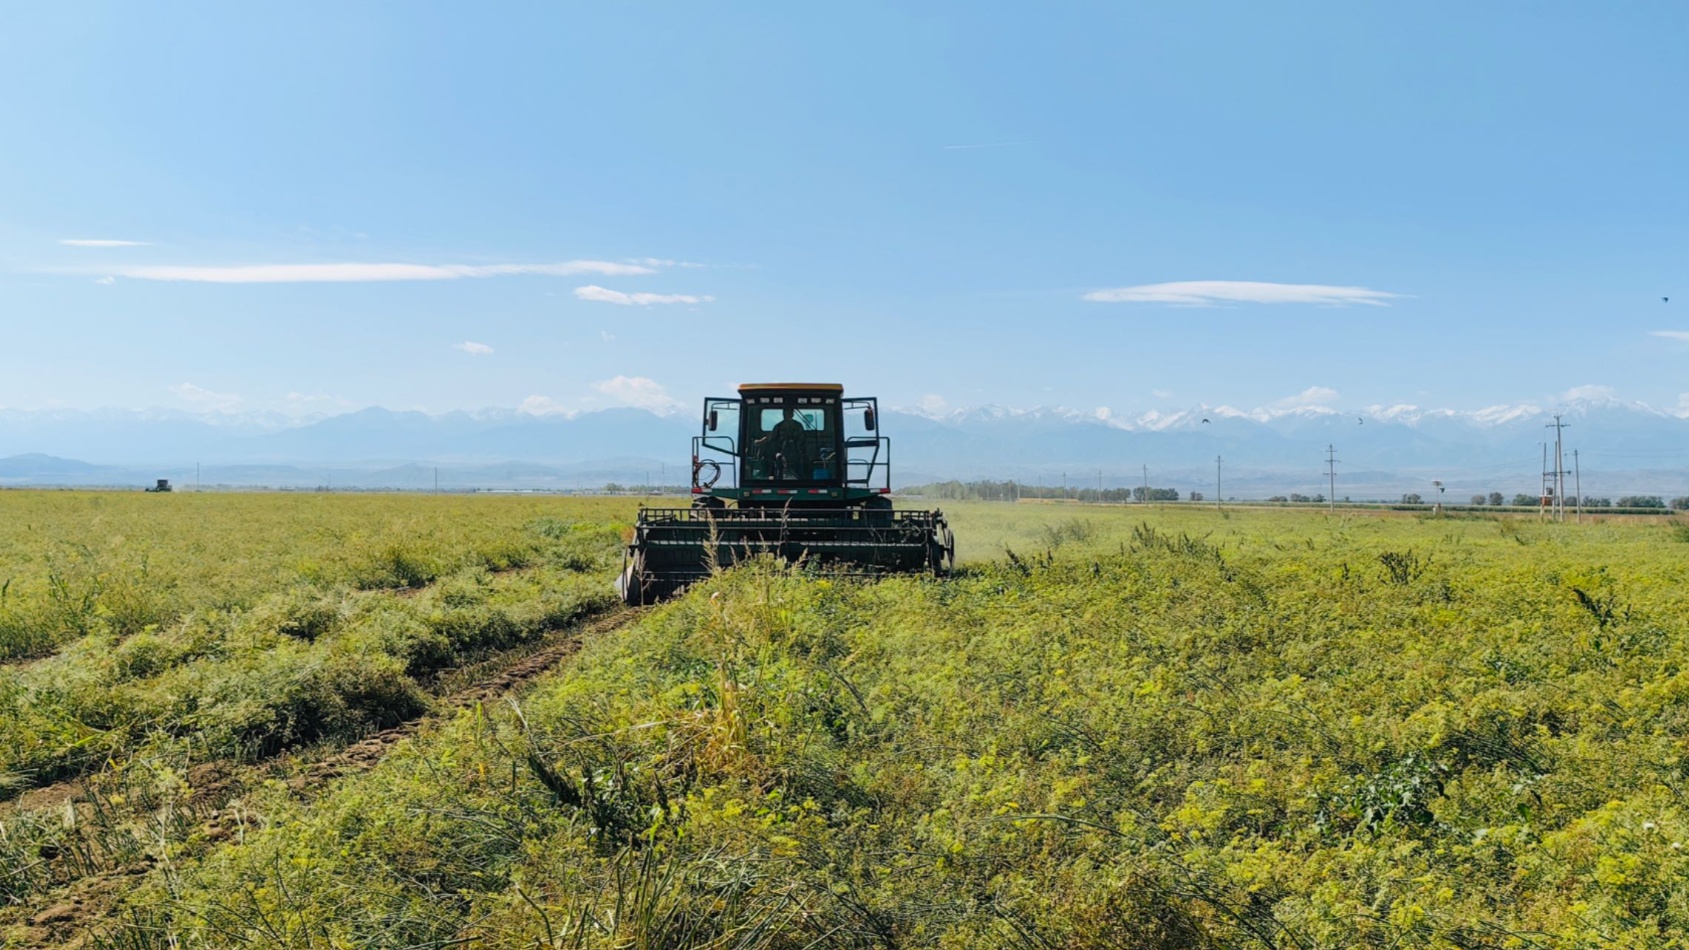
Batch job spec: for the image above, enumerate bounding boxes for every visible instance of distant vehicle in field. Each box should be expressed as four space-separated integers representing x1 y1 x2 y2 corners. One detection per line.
145 479 173 492
616 382 954 605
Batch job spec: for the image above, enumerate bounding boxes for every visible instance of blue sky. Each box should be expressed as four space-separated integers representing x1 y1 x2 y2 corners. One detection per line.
2 2 1685 419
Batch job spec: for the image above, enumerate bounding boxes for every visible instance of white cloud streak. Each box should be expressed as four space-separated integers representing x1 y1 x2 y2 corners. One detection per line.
60 238 150 247
110 260 653 284
1084 281 1402 307
452 341 494 355
1650 330 1689 342
573 285 714 306
629 258 708 269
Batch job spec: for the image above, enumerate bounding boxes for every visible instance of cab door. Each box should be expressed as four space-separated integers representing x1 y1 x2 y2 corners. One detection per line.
841 398 888 491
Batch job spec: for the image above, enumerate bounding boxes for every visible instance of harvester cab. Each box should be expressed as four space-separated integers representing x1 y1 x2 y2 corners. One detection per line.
617 383 955 605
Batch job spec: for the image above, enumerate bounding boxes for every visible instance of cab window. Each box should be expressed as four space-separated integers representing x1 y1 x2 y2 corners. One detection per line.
745 400 838 481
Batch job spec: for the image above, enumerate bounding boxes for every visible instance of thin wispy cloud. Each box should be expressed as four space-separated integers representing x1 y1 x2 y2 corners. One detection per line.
60 238 150 247
1084 281 1402 307
1649 330 1689 342
107 260 653 284
169 382 241 413
518 395 572 417
594 375 682 413
1273 386 1340 409
283 392 354 414
1560 384 1617 403
573 285 713 306
452 341 494 355
516 377 682 416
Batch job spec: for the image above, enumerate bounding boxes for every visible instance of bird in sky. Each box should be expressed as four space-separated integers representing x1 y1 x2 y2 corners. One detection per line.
1358 417 1365 424
1201 418 1210 424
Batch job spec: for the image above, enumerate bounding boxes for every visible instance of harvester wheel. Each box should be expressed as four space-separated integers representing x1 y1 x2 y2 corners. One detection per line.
929 522 955 575
617 550 649 606
862 494 893 526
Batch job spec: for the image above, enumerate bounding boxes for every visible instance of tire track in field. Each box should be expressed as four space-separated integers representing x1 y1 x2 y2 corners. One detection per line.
289 606 637 789
4 606 643 950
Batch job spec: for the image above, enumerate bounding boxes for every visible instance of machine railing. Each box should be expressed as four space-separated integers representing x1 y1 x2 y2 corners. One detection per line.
693 434 891 493
691 435 740 490
844 435 891 492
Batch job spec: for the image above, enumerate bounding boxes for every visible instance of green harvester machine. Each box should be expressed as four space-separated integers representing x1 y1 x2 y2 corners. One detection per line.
617 382 955 605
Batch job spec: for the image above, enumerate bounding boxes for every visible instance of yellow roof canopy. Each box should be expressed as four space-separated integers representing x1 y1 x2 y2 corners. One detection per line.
736 382 844 393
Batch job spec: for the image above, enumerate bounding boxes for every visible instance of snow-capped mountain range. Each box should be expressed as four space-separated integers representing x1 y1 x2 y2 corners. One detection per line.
2 395 1687 495
906 392 1687 433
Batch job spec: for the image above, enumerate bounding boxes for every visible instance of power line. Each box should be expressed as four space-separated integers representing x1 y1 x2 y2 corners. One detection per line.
1325 444 1339 512
1573 449 1582 524
1546 415 1570 522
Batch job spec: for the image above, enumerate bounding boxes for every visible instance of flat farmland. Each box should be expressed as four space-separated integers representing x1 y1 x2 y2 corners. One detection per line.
4 493 1689 947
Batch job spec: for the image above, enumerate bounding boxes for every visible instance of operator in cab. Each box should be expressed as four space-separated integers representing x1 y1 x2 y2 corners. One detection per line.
758 406 809 479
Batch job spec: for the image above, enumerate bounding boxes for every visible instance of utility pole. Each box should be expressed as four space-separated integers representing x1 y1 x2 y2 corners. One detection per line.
1573 449 1582 524
196 462 201 493
1539 442 1549 522
434 467 439 494
1325 444 1339 513
1546 415 1570 523
1215 455 1222 511
1142 464 1149 504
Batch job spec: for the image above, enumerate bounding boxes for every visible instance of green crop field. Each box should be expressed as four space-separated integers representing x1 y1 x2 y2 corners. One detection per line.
5 492 1689 948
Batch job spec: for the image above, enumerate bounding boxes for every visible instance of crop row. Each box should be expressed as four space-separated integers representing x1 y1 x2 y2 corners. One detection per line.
0 493 639 662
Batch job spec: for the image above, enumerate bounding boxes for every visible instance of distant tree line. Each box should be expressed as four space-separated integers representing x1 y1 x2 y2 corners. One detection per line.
906 480 1177 502
1427 492 1689 510
907 480 1689 510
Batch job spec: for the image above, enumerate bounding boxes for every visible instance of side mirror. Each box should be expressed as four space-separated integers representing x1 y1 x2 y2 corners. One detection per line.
708 409 719 431
864 407 877 431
